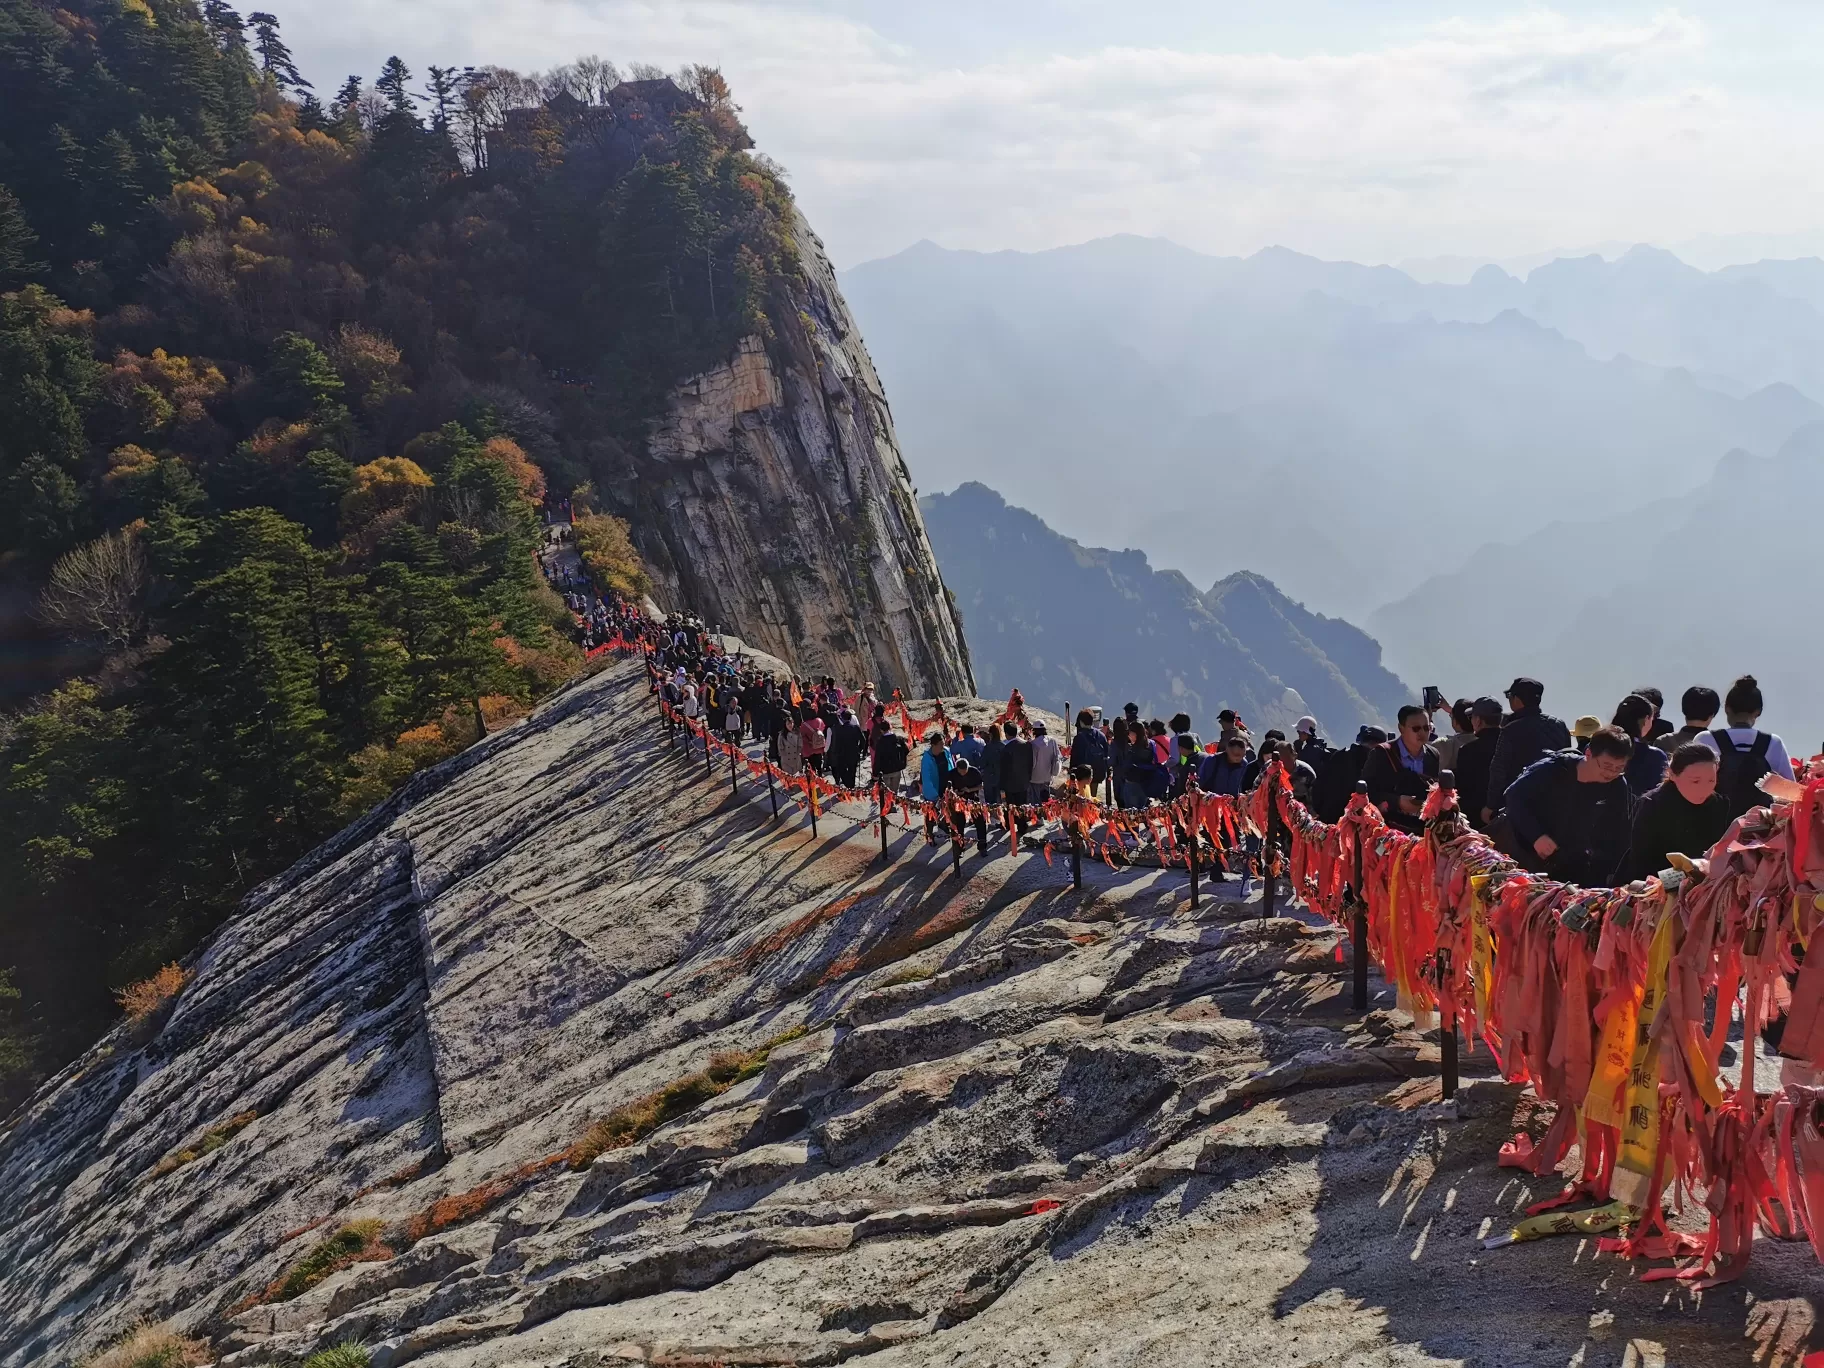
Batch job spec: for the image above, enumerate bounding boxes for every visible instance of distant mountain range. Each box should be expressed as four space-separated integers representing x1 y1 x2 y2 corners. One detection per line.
1373 422 1824 754
842 235 1824 625
922 482 1409 741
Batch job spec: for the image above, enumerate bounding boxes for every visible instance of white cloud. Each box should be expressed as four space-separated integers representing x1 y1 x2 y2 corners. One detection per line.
278 4 1824 267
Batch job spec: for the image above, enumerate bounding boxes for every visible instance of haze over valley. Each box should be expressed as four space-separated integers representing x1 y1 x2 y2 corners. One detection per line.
845 234 1824 743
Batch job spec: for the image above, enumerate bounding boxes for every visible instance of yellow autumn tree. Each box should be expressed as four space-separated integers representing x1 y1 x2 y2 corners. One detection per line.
340 456 432 530
573 512 652 598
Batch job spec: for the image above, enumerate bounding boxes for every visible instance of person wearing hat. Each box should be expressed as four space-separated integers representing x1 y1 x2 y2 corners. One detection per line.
1455 697 1506 828
1571 715 1602 752
1293 715 1328 766
1485 676 1572 821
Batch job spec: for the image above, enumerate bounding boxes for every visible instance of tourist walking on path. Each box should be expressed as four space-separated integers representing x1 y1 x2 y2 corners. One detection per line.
1695 674 1793 817
1484 677 1572 825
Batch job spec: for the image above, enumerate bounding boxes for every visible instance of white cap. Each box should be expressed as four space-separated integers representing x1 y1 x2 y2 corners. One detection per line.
1296 716 1318 735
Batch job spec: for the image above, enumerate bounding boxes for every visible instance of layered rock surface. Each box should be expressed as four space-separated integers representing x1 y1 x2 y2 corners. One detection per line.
2 661 1814 1368
626 211 973 699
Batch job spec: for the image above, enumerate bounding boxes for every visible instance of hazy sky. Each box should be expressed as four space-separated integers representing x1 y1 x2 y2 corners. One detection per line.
275 3 1824 268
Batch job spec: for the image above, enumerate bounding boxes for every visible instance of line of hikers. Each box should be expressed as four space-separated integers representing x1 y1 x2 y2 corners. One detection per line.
559 564 1797 892
1340 674 1796 888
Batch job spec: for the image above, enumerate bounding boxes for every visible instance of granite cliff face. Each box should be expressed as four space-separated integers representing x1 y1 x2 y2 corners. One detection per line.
625 211 973 698
3 660 1809 1368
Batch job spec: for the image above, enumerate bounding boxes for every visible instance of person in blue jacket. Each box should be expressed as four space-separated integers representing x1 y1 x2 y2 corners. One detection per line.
1198 735 1252 797
1612 693 1670 795
920 731 954 845
1502 726 1634 886
949 722 985 771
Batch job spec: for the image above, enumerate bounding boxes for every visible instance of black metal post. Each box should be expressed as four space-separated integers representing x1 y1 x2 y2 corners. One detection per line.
729 738 739 796
809 777 819 838
1433 769 1460 1098
704 727 714 778
953 815 963 878
1071 823 1083 890
1351 779 1370 1010
1438 947 1459 1099
767 758 779 822
877 780 890 860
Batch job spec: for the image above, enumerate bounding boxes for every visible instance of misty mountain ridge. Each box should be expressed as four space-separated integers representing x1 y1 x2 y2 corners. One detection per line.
869 234 1824 401
1373 421 1824 751
844 236 1822 622
922 482 1409 743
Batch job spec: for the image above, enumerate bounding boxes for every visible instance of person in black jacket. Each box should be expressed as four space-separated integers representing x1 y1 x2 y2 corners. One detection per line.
1502 726 1634 885
1629 743 1730 879
950 757 990 854
1108 722 1133 807
1312 725 1386 822
1452 697 1504 829
999 727 1035 804
1484 676 1573 823
1072 710 1110 792
1612 692 1670 795
979 723 1005 805
1360 706 1441 833
828 708 866 789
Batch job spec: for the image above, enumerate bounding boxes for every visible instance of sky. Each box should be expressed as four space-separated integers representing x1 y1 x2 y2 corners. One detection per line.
274 3 1824 270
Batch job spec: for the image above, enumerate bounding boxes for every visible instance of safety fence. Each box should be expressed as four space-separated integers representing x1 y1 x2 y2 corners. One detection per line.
601 626 1824 1283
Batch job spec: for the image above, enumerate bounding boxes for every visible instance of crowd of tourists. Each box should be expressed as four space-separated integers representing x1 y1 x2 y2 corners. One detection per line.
545 545 1801 891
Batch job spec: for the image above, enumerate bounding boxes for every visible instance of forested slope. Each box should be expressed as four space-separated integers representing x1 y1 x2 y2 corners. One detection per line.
0 0 959 1106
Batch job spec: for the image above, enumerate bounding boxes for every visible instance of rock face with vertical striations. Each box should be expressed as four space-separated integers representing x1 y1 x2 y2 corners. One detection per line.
629 210 974 698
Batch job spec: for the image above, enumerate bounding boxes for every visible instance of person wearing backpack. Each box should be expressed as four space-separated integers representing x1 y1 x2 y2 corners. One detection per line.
871 724 910 798
1072 710 1110 791
1695 674 1794 817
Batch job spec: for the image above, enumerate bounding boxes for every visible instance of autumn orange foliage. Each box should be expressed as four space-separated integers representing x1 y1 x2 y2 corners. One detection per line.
116 964 190 1024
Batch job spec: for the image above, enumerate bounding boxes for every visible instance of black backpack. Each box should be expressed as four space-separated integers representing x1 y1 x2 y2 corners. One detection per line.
1312 742 1363 823
1712 729 1775 817
1073 727 1110 768
874 734 909 774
